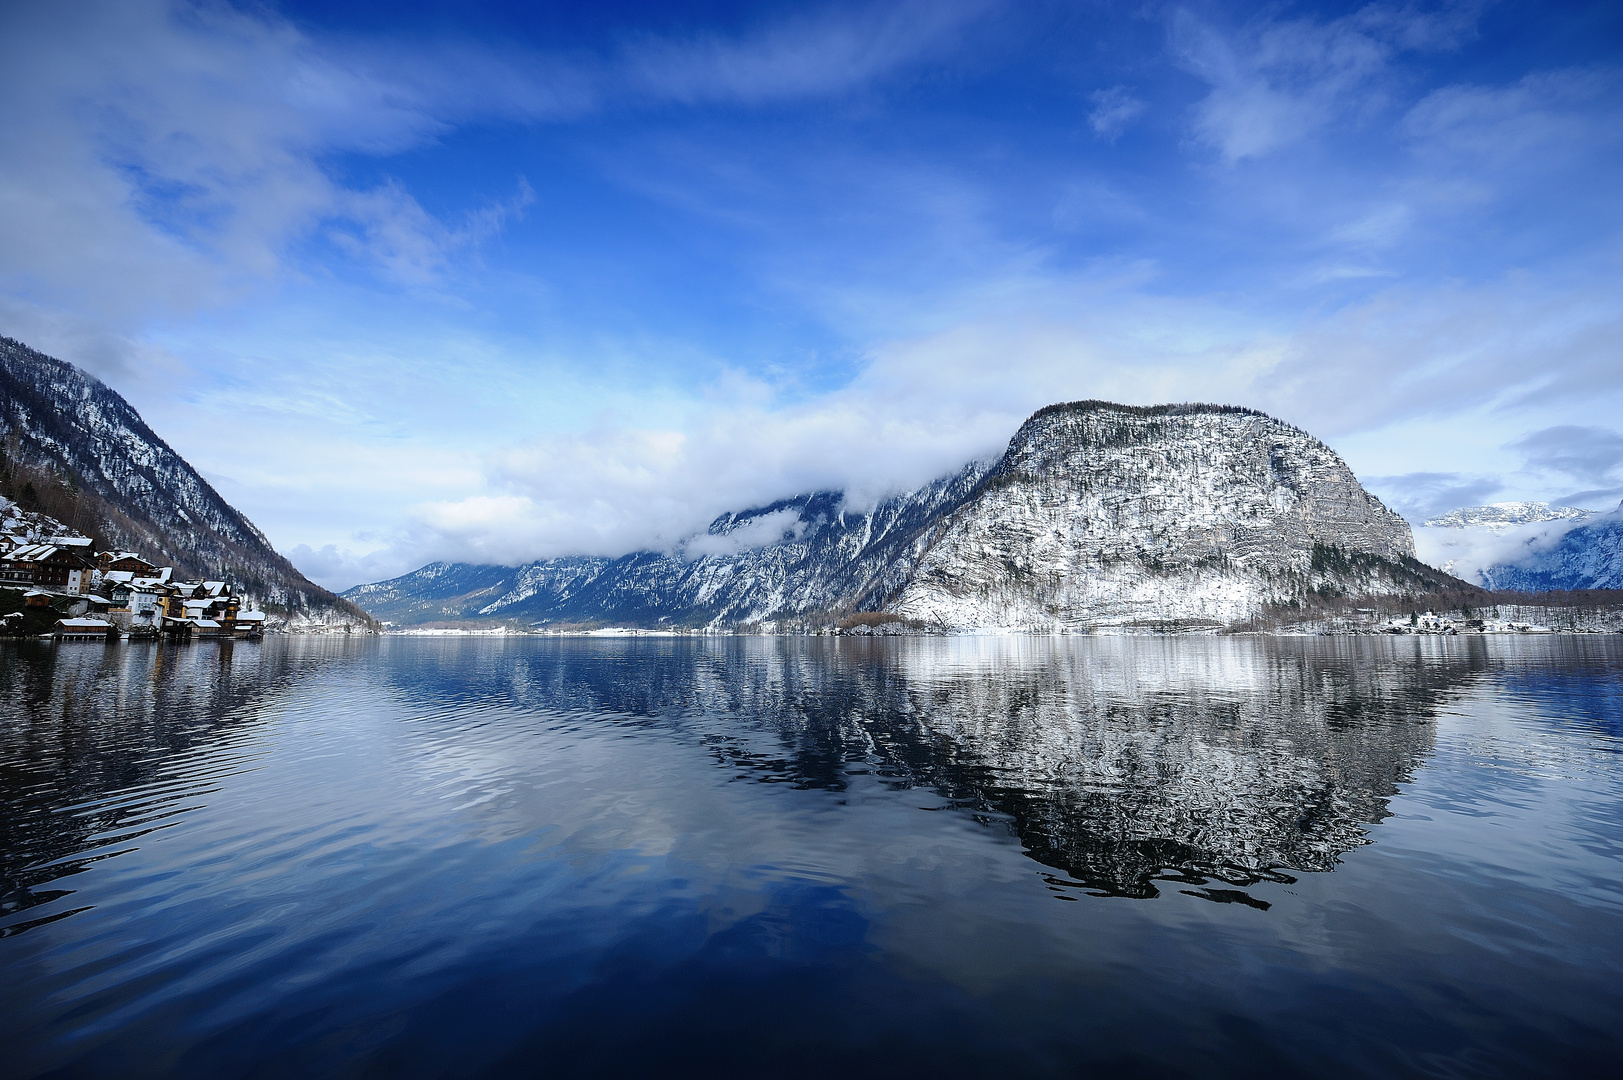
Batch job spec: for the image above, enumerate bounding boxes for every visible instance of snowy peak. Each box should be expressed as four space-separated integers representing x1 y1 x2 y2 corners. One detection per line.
1425 502 1593 531
893 401 1420 629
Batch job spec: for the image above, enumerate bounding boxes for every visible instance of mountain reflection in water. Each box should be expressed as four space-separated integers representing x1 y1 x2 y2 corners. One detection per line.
380 636 1460 903
3 634 1620 1080
2 636 1469 926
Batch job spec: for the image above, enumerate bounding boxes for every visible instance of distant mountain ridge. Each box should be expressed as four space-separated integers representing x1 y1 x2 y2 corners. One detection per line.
1412 499 1623 590
1425 502 1592 531
1478 504 1623 591
0 335 368 621
349 401 1453 630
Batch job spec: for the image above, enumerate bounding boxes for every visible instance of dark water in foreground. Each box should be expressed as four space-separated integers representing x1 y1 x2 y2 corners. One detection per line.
2 636 1621 1078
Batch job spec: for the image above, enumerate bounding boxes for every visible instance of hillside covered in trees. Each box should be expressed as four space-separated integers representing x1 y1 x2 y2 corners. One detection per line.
0 335 369 623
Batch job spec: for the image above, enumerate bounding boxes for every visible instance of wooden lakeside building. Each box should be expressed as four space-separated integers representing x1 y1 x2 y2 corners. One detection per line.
54 617 116 640
3 535 268 640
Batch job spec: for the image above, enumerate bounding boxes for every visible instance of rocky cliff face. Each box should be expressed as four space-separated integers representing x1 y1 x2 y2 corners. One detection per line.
893 403 1419 628
349 401 1436 630
0 335 369 622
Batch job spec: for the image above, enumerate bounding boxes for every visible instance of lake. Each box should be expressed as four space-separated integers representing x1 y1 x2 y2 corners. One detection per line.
3 635 1621 1078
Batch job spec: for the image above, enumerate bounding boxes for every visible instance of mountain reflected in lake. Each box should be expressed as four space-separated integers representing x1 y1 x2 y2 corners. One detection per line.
3 635 1620 1079
373 636 1461 902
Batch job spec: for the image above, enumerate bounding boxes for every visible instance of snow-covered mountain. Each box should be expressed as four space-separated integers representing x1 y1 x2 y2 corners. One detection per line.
1424 502 1592 531
1413 500 1622 590
0 335 368 621
350 401 1447 630
347 460 993 627
1477 503 1623 590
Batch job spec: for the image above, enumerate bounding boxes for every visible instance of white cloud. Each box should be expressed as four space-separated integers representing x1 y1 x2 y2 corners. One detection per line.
1365 471 1505 522
682 509 809 559
286 543 407 592
282 265 1615 590
0 0 984 377
1171 2 1484 163
1403 67 1622 169
0 1 499 373
331 179 536 287
622 0 991 105
1087 86 1146 140
1414 517 1591 584
1252 275 1623 436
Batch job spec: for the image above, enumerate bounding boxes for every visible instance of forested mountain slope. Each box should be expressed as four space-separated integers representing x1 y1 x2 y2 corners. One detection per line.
1 335 368 622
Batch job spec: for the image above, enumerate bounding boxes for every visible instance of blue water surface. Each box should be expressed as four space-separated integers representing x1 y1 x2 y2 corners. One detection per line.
2 634 1621 1078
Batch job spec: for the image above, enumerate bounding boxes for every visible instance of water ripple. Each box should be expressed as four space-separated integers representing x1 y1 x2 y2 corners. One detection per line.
3 635 1622 1077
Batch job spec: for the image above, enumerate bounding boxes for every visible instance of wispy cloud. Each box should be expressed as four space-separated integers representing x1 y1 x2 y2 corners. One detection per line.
1364 471 1504 521
0 0 989 375
1088 86 1146 140
330 179 535 286
1172 2 1485 162
1511 425 1623 487
1403 66 1622 168
620 0 991 105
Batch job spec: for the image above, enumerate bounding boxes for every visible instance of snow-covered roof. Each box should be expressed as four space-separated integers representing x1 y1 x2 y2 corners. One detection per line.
56 618 111 628
194 618 221 628
81 594 112 604
100 551 146 562
104 570 136 584
5 543 58 562
236 610 267 622
48 536 94 548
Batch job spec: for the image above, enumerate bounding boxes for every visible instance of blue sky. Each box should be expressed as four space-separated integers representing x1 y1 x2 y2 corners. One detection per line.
1 0 1620 589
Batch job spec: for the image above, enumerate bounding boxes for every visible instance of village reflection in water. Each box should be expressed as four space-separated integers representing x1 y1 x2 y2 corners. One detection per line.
1 638 317 935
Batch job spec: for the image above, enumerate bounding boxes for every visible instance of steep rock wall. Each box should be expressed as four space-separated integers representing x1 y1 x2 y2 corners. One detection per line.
890 403 1416 628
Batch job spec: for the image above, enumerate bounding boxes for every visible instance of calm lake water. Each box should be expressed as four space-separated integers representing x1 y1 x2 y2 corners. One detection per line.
2 635 1621 1078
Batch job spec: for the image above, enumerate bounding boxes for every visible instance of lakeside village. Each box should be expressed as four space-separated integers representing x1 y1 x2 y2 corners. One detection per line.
0 528 266 643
